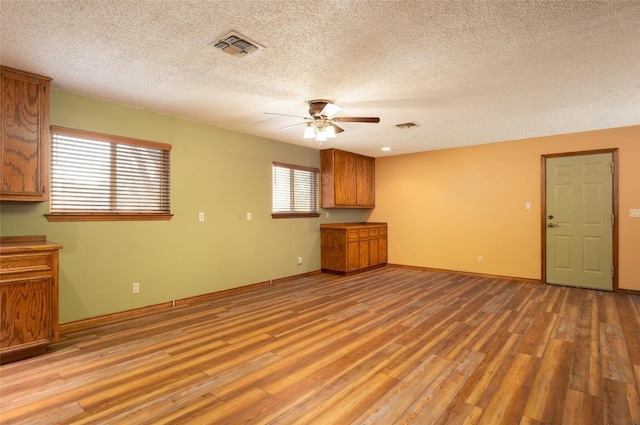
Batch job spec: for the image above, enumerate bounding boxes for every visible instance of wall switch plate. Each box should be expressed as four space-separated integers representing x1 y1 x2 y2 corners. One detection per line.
132 282 140 293
198 212 205 222
630 209 640 218
525 202 532 210
478 256 483 264
297 257 303 265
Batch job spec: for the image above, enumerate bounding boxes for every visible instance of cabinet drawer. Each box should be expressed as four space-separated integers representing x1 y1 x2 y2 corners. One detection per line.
348 229 359 239
359 229 369 238
0 253 52 275
378 227 387 236
368 228 379 237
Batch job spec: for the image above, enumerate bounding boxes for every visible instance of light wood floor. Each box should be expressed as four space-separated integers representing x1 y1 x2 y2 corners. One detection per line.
1 267 639 424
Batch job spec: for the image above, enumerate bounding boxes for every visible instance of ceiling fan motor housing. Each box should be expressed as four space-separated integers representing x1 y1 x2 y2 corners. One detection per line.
308 100 331 117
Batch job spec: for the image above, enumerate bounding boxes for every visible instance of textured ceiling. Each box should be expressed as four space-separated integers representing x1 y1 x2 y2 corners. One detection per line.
1 0 639 157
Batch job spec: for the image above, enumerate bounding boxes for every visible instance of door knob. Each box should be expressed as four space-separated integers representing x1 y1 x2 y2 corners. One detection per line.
548 223 559 228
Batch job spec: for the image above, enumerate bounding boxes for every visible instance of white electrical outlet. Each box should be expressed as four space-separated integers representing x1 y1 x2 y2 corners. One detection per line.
132 282 140 293
198 212 205 222
478 256 483 264
297 257 302 265
247 212 252 221
525 202 531 210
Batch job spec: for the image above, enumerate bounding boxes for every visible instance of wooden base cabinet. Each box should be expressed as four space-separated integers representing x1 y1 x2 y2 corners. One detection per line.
321 223 387 274
0 236 62 364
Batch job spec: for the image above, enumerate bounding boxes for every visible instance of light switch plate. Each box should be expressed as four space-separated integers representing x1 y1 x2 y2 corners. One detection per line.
630 209 640 218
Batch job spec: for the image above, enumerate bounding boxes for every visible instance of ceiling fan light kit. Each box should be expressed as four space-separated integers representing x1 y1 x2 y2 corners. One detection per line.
267 99 380 142
304 124 316 139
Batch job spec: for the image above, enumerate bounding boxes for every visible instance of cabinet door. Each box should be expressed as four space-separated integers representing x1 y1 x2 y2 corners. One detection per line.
358 228 369 268
0 68 50 201
356 155 375 207
1 277 52 350
347 238 360 272
369 238 379 266
379 234 388 264
334 150 357 206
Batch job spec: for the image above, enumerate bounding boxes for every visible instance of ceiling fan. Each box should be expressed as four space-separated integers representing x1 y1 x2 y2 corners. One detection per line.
265 100 380 142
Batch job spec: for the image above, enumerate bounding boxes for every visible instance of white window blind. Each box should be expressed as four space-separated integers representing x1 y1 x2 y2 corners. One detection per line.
272 162 320 218
48 126 172 221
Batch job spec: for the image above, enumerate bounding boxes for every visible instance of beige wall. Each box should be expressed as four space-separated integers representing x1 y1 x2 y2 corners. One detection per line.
368 126 640 291
0 90 366 323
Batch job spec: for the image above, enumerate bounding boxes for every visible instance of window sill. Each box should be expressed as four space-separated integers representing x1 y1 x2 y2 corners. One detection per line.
45 213 173 222
271 212 321 219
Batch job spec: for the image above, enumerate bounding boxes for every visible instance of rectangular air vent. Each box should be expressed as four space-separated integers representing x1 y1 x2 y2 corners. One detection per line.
395 122 418 129
210 31 263 57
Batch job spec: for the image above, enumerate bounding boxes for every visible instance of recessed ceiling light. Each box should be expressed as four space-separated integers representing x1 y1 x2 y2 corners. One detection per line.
381 147 391 151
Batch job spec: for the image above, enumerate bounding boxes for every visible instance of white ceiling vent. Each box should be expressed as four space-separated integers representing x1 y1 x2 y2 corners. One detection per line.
210 31 263 57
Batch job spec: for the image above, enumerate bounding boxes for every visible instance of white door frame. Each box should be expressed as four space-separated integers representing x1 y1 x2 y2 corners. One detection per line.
541 148 619 291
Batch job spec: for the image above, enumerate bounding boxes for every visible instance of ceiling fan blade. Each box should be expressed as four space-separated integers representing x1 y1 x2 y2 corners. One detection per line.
308 101 327 116
334 117 380 123
278 122 307 131
321 103 342 118
264 112 308 119
329 123 344 134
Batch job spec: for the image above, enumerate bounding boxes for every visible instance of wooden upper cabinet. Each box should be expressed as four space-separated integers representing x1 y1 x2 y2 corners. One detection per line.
320 148 375 208
1 66 51 201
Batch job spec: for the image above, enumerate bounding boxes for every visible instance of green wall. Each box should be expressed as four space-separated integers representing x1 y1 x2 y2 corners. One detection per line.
0 90 366 323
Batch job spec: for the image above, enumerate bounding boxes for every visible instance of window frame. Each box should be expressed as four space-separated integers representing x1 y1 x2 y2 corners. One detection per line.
271 161 321 219
45 126 173 222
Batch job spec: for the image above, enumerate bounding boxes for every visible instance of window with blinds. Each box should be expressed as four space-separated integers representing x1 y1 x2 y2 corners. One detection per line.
46 126 172 221
272 162 320 218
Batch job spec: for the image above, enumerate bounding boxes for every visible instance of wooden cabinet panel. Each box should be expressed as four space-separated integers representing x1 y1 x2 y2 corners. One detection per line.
1 277 52 348
347 238 360 272
321 223 387 274
369 237 379 266
379 234 388 264
334 149 357 206
359 238 369 269
356 155 375 206
1 67 51 201
320 149 375 208
0 236 62 364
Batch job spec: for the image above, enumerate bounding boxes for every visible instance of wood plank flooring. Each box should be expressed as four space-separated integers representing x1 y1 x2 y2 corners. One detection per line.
1 267 639 424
